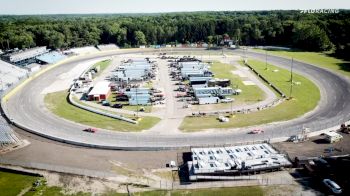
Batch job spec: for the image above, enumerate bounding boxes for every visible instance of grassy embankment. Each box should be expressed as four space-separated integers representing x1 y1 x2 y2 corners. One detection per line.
180 59 320 131
253 49 350 77
45 90 160 132
0 170 264 196
91 59 111 78
0 171 90 196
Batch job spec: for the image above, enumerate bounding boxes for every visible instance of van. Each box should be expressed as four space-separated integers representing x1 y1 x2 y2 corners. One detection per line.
323 179 342 194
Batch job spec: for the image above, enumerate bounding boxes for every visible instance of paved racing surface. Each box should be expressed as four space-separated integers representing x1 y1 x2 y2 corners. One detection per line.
3 49 350 150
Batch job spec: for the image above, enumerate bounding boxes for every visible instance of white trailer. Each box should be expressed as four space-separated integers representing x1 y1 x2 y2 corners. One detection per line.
198 97 219 105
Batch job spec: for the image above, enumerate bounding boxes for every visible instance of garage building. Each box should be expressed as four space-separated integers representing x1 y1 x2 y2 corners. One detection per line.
88 81 111 101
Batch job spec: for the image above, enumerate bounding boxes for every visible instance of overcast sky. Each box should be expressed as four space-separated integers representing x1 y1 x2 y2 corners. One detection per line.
0 0 349 15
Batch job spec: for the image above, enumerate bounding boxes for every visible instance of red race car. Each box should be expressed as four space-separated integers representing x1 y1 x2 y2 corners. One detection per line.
83 128 97 133
249 129 264 134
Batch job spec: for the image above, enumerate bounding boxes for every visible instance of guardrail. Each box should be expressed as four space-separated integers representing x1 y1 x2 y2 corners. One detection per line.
244 62 286 98
67 56 138 124
68 92 138 124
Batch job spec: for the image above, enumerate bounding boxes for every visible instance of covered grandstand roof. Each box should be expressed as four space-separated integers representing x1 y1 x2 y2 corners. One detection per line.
5 46 47 63
66 46 99 55
36 51 67 64
190 143 291 175
97 44 119 51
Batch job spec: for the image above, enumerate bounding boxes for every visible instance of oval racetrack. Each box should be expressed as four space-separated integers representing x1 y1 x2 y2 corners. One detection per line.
3 49 350 150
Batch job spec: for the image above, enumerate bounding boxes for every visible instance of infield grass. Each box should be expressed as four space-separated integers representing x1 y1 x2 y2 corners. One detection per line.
44 90 160 132
191 62 266 111
92 59 111 78
180 59 320 131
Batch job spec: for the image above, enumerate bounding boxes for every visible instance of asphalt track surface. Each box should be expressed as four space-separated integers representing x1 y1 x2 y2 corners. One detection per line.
3 49 350 150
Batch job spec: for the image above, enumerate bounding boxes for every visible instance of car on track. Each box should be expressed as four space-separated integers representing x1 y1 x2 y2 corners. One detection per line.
83 128 97 133
249 129 264 134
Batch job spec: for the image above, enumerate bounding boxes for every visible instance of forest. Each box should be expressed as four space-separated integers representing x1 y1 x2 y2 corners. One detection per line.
0 11 349 58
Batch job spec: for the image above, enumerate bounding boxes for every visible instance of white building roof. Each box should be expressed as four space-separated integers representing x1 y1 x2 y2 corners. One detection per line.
324 131 342 137
7 46 47 62
190 143 291 174
88 81 110 96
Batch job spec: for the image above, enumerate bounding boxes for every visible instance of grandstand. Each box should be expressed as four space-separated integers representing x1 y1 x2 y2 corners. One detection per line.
66 46 100 55
0 60 28 91
3 46 47 65
97 44 119 51
0 117 21 150
36 51 67 64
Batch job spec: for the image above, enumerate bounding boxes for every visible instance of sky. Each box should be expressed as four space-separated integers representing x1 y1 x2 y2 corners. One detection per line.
0 0 349 15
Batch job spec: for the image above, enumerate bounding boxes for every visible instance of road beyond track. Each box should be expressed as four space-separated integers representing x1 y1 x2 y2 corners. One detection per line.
2 48 350 150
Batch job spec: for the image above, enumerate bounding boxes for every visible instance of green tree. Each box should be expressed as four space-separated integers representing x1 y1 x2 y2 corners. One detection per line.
134 30 146 46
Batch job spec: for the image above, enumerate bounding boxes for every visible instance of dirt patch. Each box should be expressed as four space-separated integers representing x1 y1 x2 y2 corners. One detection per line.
274 132 350 158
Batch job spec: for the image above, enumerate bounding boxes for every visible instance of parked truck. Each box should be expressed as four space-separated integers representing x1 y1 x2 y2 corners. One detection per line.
340 123 350 134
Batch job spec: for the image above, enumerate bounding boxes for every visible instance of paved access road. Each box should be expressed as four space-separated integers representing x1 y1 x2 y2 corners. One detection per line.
2 49 350 150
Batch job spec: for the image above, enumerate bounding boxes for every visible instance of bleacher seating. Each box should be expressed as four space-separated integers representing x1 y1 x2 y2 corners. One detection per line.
36 51 67 64
5 46 47 63
67 46 100 55
97 44 119 51
0 117 21 148
0 60 28 91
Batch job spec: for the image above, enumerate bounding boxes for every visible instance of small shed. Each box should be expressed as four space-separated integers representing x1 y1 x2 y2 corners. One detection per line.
25 63 41 72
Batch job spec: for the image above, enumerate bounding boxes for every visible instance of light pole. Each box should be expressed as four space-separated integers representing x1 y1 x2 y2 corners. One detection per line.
265 50 268 70
136 87 139 117
289 57 294 98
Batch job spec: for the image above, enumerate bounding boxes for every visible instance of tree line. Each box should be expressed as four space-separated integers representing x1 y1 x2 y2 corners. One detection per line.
0 11 349 58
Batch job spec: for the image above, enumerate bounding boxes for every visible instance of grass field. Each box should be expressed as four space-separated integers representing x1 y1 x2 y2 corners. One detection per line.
211 62 266 103
92 59 111 79
192 62 266 111
180 59 320 131
0 171 41 196
0 171 91 196
0 170 265 196
44 90 160 132
1 166 263 195
132 186 264 196
253 48 350 77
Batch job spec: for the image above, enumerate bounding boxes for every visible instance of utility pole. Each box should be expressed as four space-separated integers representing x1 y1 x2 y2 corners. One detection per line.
289 57 294 98
265 50 268 70
136 87 139 117
230 84 234 115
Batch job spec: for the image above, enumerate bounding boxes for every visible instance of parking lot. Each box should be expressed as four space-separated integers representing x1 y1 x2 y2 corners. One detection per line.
274 131 350 195
274 131 350 158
